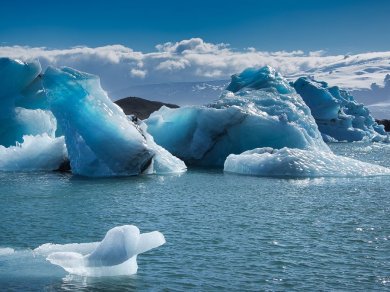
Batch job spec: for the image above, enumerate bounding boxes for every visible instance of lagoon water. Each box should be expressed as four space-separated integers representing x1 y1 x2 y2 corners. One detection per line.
0 143 389 291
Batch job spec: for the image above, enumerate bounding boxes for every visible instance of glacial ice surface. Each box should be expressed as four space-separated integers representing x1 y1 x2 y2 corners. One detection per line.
146 66 329 166
43 66 185 176
224 147 390 177
293 77 387 142
35 225 165 277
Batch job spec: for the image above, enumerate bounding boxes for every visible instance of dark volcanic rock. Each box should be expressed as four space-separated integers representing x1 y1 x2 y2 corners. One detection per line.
115 96 179 119
376 119 390 132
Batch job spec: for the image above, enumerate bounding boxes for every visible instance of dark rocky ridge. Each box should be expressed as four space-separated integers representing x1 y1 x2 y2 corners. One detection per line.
376 119 390 132
114 96 179 119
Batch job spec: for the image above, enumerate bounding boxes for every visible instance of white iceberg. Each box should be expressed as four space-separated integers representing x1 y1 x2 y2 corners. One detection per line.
224 147 390 177
35 225 165 277
0 134 67 171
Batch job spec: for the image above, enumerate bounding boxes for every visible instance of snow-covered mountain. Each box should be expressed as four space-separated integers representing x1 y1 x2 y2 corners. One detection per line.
289 52 390 90
289 52 390 118
111 52 390 117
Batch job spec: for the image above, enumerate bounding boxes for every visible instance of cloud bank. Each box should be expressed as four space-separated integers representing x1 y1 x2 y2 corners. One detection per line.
0 38 344 97
1 38 389 101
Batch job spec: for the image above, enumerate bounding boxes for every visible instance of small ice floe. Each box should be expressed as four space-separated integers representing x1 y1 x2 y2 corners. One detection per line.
0 247 15 256
224 147 390 177
35 225 165 277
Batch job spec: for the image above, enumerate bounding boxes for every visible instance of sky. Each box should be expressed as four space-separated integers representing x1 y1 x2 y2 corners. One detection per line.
1 0 390 99
1 0 390 54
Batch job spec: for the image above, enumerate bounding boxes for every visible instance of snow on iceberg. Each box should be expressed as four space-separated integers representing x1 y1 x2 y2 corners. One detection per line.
0 134 67 171
146 66 329 166
293 77 387 142
224 147 390 177
35 225 165 277
42 66 186 176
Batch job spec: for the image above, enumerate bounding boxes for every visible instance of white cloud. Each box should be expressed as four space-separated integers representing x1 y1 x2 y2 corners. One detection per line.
1 38 389 99
130 68 147 78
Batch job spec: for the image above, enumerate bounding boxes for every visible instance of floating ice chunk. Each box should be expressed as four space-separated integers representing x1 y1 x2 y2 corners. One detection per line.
0 247 15 256
36 225 165 277
147 66 329 166
43 67 185 176
293 77 387 142
224 147 390 177
0 134 67 171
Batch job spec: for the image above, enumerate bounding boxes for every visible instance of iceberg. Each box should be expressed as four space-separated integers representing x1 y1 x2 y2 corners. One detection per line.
0 58 56 146
146 66 329 166
0 58 185 176
35 225 165 277
224 147 390 177
42 66 185 176
0 58 41 103
293 77 387 142
0 58 66 171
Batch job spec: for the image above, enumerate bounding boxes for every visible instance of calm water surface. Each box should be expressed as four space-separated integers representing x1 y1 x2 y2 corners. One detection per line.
0 143 389 291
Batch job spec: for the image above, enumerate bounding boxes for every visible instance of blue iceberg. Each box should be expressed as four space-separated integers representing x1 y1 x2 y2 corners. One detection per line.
42 66 185 176
0 58 66 171
293 77 387 142
146 66 329 166
0 58 185 176
0 58 56 147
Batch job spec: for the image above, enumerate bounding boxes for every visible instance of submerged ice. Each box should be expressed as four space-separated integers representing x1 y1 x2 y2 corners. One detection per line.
293 77 387 142
147 66 329 166
35 225 165 277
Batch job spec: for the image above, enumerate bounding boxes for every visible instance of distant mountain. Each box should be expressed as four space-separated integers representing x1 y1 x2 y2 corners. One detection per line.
376 119 390 132
110 80 228 106
289 52 390 90
108 53 390 118
115 96 179 119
